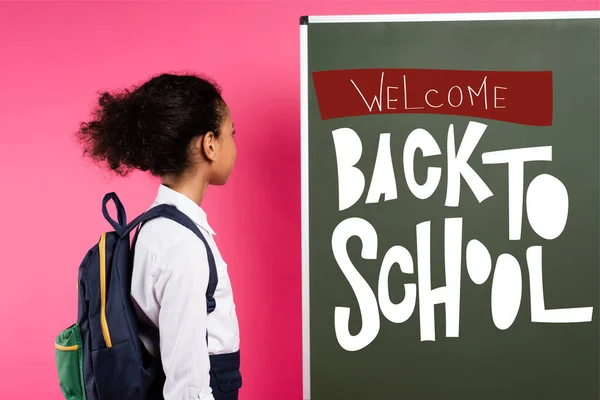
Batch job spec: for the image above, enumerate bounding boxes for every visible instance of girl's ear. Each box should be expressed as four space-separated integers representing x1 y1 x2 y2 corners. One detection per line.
193 132 217 162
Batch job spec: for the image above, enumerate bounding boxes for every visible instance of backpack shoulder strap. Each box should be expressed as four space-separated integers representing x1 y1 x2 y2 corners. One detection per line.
128 205 218 314
102 194 218 313
102 192 127 234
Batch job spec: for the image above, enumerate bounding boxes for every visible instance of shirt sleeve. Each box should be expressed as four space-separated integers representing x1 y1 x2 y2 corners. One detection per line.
154 233 215 400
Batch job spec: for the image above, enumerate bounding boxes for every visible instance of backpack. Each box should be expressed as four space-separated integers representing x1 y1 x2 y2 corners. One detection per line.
54 192 218 400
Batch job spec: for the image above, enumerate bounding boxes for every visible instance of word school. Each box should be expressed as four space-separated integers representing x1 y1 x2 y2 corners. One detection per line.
330 121 593 352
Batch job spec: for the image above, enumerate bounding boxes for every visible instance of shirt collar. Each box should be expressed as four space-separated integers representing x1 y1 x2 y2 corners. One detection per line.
152 184 216 236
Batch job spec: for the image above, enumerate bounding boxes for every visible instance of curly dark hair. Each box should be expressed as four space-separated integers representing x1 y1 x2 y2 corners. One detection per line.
77 73 226 176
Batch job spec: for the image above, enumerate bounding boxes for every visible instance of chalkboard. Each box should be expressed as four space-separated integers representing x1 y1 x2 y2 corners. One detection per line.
300 11 600 400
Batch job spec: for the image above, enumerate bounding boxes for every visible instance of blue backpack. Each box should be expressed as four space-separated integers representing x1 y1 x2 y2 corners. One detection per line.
54 192 218 400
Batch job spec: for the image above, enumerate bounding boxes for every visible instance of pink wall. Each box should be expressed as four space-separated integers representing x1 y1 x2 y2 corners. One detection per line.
0 1 596 399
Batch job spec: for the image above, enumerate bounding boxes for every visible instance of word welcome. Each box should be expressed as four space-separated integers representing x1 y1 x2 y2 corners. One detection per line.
311 68 553 125
351 72 506 112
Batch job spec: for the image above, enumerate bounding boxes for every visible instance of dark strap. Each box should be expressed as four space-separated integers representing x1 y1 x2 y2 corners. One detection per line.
102 192 127 235
104 193 218 314
126 204 218 314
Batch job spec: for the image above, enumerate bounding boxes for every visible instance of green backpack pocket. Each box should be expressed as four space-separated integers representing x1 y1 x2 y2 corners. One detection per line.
55 323 86 400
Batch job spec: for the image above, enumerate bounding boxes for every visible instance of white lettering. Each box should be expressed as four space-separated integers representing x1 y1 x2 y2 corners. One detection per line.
403 128 442 200
403 75 425 110
387 86 399 110
366 133 398 204
425 89 443 108
332 218 380 351
468 76 488 109
526 174 569 240
494 86 507 108
448 86 464 108
527 246 593 323
482 146 552 240
417 218 462 341
491 254 523 330
332 128 365 211
445 121 494 207
351 72 384 112
378 246 416 324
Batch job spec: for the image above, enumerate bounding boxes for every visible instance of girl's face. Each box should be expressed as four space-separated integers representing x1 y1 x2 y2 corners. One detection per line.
209 107 237 185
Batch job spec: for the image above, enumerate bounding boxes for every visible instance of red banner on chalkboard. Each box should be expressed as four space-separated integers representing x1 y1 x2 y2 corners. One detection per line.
311 69 553 126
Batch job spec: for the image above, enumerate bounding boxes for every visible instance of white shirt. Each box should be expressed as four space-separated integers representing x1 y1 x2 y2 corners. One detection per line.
131 184 240 400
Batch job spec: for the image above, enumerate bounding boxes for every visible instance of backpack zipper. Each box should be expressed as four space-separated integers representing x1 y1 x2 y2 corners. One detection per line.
55 343 78 351
99 233 113 348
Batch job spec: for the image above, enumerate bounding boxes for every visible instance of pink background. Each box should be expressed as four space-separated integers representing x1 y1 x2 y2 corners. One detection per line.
0 1 596 399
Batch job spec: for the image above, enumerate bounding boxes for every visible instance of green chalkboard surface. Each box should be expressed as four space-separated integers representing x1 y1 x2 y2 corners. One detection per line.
300 11 600 400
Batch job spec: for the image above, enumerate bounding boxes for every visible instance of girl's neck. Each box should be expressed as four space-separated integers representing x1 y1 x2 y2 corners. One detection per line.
161 173 209 207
